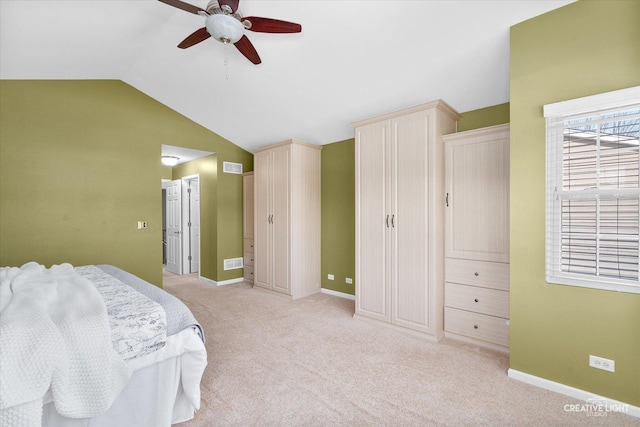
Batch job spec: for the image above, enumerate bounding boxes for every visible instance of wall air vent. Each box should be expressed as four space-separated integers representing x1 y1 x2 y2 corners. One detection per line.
223 162 243 174
224 257 244 270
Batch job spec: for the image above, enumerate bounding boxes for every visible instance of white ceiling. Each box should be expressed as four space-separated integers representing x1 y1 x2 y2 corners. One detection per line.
0 0 575 153
162 144 214 165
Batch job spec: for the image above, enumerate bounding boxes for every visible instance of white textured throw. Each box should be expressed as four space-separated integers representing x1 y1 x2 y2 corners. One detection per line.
0 263 131 427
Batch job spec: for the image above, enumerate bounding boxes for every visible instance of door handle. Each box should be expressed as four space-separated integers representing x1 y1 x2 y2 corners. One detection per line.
386 215 389 228
446 193 449 207
391 214 395 228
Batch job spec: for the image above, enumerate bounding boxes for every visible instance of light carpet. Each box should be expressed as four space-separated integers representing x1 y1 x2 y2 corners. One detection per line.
162 272 636 426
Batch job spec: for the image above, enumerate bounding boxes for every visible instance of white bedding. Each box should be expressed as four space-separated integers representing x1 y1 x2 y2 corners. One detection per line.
75 265 167 361
0 263 131 425
42 326 207 427
0 263 207 427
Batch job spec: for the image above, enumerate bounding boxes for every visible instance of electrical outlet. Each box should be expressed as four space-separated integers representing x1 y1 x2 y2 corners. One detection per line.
345 278 353 284
328 274 334 280
589 355 615 372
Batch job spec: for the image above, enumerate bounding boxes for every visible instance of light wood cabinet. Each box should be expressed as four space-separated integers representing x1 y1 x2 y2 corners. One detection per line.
253 139 321 299
353 100 460 338
443 124 510 351
243 172 254 283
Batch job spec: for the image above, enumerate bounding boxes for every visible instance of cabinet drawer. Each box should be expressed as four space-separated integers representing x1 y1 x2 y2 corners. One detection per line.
445 307 509 348
445 283 509 318
244 252 255 267
244 265 254 281
244 238 255 253
445 258 509 291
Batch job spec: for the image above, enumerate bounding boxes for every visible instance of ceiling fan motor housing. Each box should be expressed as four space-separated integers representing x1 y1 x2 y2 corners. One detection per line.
205 14 244 44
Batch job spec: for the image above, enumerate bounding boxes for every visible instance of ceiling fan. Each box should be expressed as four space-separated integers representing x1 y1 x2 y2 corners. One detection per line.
159 0 302 64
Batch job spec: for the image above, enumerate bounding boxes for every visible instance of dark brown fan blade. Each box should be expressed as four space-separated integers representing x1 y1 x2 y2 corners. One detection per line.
178 28 211 49
158 0 206 15
241 17 302 33
218 0 240 13
234 35 261 64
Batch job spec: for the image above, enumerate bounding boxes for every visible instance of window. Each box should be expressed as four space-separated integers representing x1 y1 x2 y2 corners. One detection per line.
545 86 640 294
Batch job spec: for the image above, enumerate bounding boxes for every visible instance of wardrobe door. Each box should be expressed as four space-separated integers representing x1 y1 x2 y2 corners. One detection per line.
254 150 272 289
355 120 390 323
391 110 430 332
445 127 510 263
271 145 291 294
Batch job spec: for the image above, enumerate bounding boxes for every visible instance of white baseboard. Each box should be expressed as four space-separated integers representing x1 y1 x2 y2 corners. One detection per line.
321 288 355 300
199 275 244 286
508 369 639 418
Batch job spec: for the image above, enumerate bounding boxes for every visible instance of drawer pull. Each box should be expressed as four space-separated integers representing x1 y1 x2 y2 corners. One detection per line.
474 324 479 329
474 272 479 277
474 298 479 303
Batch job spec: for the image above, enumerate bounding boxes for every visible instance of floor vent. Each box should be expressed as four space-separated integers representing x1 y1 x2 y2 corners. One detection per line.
224 257 244 270
223 162 243 174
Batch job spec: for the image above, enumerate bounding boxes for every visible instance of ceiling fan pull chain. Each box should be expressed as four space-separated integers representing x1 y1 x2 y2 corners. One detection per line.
224 43 229 80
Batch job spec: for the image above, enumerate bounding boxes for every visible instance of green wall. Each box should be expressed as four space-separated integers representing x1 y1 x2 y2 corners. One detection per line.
321 139 356 294
0 80 252 286
458 103 509 132
510 0 640 406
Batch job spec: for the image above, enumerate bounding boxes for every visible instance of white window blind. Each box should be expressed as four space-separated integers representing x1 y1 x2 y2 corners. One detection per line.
545 87 640 294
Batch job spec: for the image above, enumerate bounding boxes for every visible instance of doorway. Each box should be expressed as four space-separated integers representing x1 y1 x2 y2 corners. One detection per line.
163 175 200 275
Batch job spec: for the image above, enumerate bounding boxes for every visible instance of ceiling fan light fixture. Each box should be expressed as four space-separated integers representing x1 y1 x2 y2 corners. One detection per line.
161 156 180 166
206 14 244 44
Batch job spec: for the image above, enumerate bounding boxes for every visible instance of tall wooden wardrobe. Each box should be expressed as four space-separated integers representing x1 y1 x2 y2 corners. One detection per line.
353 100 460 338
443 124 510 351
253 139 321 299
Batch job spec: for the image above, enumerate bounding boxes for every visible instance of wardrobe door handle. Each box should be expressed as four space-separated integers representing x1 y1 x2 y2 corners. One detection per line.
446 193 449 207
391 214 395 228
386 215 389 228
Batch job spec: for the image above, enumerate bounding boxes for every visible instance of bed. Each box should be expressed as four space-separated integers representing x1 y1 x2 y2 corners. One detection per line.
0 262 207 427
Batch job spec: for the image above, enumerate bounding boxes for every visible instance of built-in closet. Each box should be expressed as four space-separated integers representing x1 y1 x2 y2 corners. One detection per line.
443 124 510 351
253 139 321 299
353 100 460 338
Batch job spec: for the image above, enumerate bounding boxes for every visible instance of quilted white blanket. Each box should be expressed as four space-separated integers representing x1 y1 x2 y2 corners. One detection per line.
0 263 131 427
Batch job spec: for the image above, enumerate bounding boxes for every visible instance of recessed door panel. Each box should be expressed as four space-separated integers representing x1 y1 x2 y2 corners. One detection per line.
272 145 290 294
392 111 429 331
254 151 271 288
356 122 389 321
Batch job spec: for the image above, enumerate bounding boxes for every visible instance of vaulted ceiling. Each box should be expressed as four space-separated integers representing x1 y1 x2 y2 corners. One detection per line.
0 0 574 152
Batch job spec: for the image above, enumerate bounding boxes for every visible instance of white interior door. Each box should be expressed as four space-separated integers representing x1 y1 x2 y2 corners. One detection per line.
166 179 182 275
189 178 200 273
